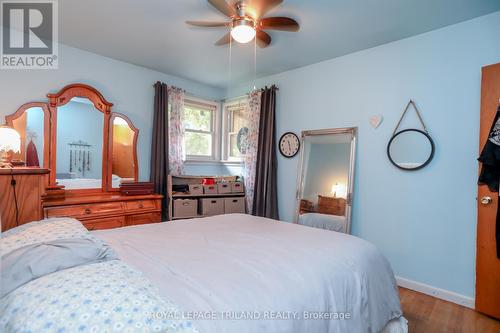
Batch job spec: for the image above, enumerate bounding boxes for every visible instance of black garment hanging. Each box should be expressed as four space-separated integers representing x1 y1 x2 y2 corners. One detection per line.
478 106 500 258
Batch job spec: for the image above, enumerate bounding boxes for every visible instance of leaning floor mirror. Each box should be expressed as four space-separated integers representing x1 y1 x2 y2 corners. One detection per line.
295 128 357 234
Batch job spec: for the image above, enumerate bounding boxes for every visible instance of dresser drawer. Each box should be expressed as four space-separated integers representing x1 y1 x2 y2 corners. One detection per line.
124 199 157 212
83 216 125 231
45 202 124 218
125 212 161 226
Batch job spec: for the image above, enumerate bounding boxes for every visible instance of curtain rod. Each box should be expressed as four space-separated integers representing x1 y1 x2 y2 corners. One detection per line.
152 82 184 92
221 85 279 102
221 95 247 103
154 82 278 103
153 82 219 103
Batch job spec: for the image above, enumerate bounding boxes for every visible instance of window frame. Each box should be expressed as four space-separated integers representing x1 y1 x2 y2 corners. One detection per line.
222 97 248 162
183 97 220 162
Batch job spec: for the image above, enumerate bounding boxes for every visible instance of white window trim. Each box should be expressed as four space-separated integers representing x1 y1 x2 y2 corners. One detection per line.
222 97 248 163
184 96 221 162
184 159 243 166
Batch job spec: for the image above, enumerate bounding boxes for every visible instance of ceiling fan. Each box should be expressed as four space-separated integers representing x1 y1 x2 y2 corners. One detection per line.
186 0 299 48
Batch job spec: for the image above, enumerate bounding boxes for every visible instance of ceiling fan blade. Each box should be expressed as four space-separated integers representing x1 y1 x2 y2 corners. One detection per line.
246 0 283 19
215 32 232 46
208 0 236 17
186 20 229 27
256 30 271 48
259 17 299 31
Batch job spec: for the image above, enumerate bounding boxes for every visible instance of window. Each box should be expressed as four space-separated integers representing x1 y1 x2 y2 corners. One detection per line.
223 98 249 161
183 98 218 160
180 96 248 163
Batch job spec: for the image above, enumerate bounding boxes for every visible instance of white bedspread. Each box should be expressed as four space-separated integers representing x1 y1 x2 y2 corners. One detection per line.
57 176 125 189
57 178 103 189
298 213 347 232
95 214 405 333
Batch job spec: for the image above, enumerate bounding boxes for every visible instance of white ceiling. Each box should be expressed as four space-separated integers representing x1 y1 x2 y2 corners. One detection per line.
58 0 500 89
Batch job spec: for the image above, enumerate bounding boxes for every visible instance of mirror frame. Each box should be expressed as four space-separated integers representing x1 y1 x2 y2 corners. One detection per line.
5 83 141 194
47 84 113 192
108 112 139 191
4 102 51 168
294 127 357 234
387 128 435 171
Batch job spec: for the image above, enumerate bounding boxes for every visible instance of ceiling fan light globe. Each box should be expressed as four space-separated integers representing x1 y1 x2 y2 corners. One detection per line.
231 25 256 43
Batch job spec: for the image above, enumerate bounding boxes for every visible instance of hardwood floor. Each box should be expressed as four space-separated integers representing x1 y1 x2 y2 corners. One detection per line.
399 287 500 333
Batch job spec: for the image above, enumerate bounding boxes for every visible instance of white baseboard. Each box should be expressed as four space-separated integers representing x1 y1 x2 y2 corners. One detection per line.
396 276 475 309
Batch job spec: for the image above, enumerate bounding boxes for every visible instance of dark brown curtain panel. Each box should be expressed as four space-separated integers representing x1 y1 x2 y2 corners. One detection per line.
150 81 169 220
252 85 279 219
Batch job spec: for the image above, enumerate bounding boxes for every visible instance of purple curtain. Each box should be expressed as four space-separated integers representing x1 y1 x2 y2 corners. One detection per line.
252 85 279 219
150 82 169 220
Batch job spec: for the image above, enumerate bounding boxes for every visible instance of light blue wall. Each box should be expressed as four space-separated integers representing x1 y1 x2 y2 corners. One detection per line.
227 11 500 298
303 143 350 203
56 100 103 179
389 130 433 167
0 43 225 181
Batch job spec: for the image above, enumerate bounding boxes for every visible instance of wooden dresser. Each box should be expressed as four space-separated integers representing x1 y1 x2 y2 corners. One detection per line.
0 168 49 231
317 195 346 216
3 84 164 232
42 193 163 231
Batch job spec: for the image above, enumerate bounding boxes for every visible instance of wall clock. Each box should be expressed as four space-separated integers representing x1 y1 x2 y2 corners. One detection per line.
237 127 249 154
279 132 300 158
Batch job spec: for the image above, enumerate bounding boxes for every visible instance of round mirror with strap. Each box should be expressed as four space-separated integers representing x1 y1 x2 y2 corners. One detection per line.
387 100 435 171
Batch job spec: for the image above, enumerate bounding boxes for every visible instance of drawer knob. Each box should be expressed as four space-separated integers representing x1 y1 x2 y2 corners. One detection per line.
138 203 144 209
85 208 92 214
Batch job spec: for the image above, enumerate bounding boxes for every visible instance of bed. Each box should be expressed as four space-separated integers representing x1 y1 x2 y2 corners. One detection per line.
56 177 105 189
298 213 347 232
56 175 130 189
1 214 407 333
95 214 406 333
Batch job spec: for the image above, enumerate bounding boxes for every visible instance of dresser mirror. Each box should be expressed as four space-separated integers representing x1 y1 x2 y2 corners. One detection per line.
5 103 50 168
109 113 139 190
47 84 113 191
295 127 357 234
55 97 105 190
3 83 139 193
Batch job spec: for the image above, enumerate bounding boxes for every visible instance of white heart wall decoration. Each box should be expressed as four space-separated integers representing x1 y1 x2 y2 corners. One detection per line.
369 115 383 129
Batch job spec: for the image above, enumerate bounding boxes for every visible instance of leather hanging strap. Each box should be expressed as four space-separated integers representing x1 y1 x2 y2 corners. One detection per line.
392 100 429 136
